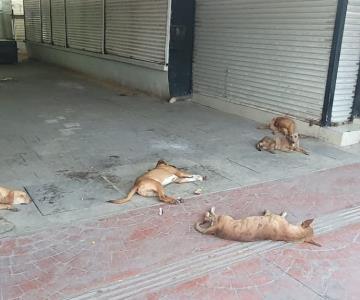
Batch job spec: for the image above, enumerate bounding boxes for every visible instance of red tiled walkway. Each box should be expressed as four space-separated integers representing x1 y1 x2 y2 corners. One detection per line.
143 223 360 300
1 163 360 300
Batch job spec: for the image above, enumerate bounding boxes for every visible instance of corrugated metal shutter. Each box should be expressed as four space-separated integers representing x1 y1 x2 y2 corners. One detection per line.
41 0 52 44
51 0 66 47
106 0 168 65
332 0 360 123
24 0 41 42
193 0 338 121
66 0 103 53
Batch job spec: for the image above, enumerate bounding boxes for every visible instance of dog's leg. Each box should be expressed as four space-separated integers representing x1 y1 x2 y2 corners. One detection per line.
175 171 206 181
174 174 204 184
194 222 217 234
280 211 287 218
269 122 277 135
267 149 276 154
297 147 309 155
155 183 181 204
264 209 272 216
0 204 18 211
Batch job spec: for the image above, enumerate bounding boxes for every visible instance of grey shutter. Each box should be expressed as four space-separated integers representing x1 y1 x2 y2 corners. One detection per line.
24 0 41 42
41 0 51 43
66 0 103 53
193 0 338 121
51 0 66 47
332 0 360 123
106 0 168 65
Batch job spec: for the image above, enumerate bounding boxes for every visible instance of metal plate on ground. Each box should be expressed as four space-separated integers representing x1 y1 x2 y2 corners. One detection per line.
25 174 123 216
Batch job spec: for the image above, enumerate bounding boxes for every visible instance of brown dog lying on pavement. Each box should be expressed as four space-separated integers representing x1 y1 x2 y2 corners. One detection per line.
0 187 31 211
258 116 297 137
195 207 321 246
108 160 206 205
256 133 309 155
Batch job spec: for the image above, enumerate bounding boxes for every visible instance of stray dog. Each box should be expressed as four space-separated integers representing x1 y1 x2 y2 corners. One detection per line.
256 134 309 155
195 207 321 246
258 116 296 137
108 160 206 205
0 187 31 211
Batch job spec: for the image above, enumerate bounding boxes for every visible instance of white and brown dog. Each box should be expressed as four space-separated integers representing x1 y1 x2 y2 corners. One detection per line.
0 187 31 211
108 160 206 205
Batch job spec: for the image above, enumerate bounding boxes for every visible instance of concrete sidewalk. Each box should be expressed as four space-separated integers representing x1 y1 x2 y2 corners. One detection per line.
1 61 360 237
1 163 360 300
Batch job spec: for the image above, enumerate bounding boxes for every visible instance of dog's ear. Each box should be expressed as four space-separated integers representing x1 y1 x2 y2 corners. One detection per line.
210 207 216 215
156 160 167 166
301 219 314 228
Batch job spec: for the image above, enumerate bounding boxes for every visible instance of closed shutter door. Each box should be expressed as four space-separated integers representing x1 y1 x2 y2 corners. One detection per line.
51 0 66 47
24 0 41 42
106 0 168 65
332 0 360 123
193 0 338 121
41 0 51 43
66 0 103 53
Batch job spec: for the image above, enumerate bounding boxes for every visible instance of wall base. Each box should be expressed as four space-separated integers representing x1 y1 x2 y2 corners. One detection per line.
193 94 360 146
26 42 170 99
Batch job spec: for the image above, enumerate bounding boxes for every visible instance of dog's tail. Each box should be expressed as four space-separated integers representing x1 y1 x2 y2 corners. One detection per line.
257 124 270 130
107 186 137 205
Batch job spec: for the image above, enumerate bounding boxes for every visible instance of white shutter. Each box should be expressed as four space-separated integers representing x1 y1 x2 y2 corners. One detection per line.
41 0 51 44
193 0 338 121
332 0 360 123
51 0 66 47
105 0 168 65
66 0 103 53
24 0 41 42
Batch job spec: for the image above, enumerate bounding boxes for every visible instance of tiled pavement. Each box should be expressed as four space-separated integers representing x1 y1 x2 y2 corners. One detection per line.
1 163 360 300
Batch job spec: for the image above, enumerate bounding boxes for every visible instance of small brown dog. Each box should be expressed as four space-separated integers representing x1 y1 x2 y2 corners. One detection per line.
108 160 206 205
0 187 31 211
195 207 321 246
269 116 296 136
256 134 309 155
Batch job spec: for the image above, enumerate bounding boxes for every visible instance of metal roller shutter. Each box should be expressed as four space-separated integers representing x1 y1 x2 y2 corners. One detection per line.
41 0 51 44
105 0 168 65
193 0 338 121
51 0 66 47
24 0 41 42
66 0 103 53
332 0 360 123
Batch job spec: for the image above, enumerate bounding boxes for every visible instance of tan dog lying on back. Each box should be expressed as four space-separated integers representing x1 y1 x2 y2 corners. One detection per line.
195 207 320 246
0 187 31 211
108 160 206 205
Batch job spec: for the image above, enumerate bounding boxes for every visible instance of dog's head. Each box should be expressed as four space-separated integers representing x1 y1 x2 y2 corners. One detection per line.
12 191 31 205
301 219 321 247
156 160 177 169
288 132 299 143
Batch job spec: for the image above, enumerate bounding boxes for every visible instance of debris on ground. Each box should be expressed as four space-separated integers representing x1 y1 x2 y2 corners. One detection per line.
194 188 203 195
159 208 163 215
0 77 15 81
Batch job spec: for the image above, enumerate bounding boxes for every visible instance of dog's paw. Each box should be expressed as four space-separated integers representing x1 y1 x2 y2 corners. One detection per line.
175 198 184 205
